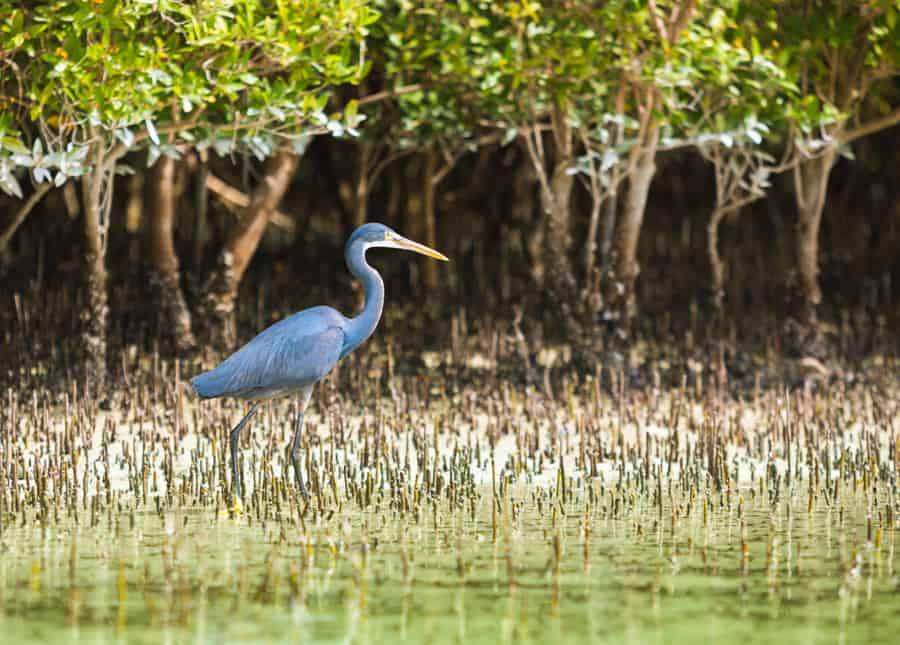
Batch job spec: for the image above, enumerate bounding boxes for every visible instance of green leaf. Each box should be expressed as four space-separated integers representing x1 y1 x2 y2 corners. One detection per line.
115 128 134 148
145 118 160 146
0 163 23 198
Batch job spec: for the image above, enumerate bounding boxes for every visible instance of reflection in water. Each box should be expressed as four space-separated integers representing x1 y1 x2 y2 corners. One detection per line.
0 490 898 643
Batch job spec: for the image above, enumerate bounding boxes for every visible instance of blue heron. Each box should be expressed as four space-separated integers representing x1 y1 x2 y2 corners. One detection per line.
190 222 448 503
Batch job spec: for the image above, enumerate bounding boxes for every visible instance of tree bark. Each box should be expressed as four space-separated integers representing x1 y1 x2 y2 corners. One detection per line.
200 149 298 348
707 206 727 314
599 103 624 270
526 106 603 368
606 124 660 341
599 194 617 266
542 156 576 309
146 156 196 352
584 186 602 279
788 148 836 356
81 151 111 395
63 181 80 219
205 173 295 233
526 106 577 318
794 150 835 321
522 105 589 363
705 204 730 347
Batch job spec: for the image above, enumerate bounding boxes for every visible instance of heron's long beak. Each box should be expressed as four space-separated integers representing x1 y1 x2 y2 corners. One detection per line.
390 236 449 261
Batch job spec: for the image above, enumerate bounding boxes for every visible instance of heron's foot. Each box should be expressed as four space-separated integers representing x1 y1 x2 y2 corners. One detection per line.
231 476 243 512
218 495 243 519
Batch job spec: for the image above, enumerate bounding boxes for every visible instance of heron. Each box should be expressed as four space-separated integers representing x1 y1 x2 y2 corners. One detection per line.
190 222 448 504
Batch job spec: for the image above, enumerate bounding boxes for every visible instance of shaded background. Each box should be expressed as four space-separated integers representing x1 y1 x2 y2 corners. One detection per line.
2 125 899 379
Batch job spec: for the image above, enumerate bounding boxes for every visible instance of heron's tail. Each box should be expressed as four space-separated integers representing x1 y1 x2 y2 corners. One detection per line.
190 371 224 399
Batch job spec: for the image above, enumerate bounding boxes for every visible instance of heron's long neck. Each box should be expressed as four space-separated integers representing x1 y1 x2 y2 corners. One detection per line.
344 241 384 354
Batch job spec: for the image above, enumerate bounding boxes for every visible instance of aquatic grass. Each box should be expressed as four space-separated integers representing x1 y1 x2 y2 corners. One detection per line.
0 348 898 643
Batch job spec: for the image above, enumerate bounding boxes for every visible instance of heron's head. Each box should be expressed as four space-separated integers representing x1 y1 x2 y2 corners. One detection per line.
349 222 449 261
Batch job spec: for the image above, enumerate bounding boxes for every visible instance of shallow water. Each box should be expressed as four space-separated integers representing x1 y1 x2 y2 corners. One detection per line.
2 369 899 644
1 486 896 645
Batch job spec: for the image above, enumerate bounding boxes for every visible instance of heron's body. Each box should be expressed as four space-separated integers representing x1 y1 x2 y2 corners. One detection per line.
190 223 447 503
191 306 346 401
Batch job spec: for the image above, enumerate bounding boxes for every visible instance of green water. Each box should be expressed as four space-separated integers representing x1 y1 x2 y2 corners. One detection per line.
1 491 896 645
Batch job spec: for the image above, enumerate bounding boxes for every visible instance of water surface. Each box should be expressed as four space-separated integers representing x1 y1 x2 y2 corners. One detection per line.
1 487 895 645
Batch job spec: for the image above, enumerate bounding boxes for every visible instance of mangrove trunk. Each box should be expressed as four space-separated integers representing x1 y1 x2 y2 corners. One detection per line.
81 153 111 394
606 125 660 342
201 149 298 349
788 148 836 356
146 156 196 352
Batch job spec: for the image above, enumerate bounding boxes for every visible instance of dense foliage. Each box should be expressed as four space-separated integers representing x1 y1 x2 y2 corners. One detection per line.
0 0 375 191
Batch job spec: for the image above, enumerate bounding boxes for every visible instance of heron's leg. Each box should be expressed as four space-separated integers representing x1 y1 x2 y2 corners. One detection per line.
230 403 259 502
291 386 314 500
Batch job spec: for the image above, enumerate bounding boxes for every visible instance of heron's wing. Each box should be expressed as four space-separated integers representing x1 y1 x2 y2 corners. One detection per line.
193 326 344 399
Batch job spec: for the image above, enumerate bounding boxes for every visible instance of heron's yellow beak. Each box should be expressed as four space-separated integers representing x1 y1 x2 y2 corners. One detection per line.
388 234 449 261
